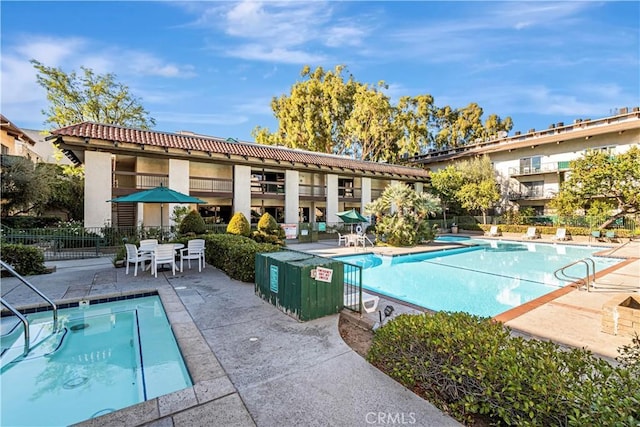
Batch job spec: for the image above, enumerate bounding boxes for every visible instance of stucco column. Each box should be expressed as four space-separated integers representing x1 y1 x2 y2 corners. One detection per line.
233 165 252 222
84 151 112 229
361 177 372 215
326 174 339 223
168 159 190 227
284 169 299 224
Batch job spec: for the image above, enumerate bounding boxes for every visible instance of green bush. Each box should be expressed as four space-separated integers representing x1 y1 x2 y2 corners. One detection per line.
252 213 285 245
368 312 640 426
199 234 280 282
226 212 251 237
0 244 48 275
178 210 206 235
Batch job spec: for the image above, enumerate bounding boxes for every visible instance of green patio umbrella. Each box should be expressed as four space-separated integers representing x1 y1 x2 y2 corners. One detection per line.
336 209 368 232
109 184 206 230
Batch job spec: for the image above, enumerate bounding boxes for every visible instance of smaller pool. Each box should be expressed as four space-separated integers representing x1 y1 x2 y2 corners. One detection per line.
1 295 192 426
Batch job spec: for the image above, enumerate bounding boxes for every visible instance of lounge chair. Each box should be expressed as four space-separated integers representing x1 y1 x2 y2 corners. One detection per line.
522 227 540 240
344 291 380 314
485 225 502 237
605 231 618 243
590 230 604 242
552 228 571 241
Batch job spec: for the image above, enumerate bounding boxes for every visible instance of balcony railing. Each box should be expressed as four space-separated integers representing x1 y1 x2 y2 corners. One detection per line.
251 180 285 195
113 171 168 189
508 161 572 176
507 189 557 200
299 184 326 197
189 177 232 193
338 187 362 199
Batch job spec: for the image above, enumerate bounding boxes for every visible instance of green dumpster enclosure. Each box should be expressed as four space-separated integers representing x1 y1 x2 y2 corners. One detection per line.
255 251 344 321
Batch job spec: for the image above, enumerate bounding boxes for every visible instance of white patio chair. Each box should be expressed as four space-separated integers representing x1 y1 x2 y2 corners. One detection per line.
139 239 158 252
125 243 152 276
180 239 206 272
337 233 348 246
152 244 177 277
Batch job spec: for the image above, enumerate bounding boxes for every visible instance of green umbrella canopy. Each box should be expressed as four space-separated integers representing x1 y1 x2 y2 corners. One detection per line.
109 185 205 232
109 185 205 204
336 209 368 224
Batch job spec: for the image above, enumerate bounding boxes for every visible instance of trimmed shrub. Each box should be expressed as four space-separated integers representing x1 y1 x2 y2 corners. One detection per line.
199 234 280 282
226 212 251 237
178 210 206 235
252 213 286 245
0 244 47 276
368 312 640 426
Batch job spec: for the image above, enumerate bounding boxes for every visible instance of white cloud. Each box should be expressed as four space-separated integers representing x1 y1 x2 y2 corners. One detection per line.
228 44 327 64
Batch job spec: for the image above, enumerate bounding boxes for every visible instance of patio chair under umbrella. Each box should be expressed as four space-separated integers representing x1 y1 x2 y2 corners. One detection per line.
336 209 368 232
109 184 206 230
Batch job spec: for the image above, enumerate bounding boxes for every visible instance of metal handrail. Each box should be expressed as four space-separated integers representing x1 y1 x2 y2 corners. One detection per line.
0 297 30 357
0 260 58 331
553 258 595 291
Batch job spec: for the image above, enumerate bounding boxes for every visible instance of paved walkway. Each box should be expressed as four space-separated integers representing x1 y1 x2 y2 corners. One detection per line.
1 256 459 427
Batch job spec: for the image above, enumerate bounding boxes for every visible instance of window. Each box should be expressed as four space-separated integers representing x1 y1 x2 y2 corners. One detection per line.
522 181 544 198
519 156 541 173
338 178 354 197
1 144 8 155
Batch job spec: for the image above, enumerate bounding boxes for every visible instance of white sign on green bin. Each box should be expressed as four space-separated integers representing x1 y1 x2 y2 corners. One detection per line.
270 265 279 292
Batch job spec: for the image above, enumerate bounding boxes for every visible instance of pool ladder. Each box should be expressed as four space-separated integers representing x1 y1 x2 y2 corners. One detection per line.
554 257 597 291
0 260 58 357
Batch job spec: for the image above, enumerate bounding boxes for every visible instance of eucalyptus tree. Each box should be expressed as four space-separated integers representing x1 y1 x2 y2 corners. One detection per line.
432 103 513 149
253 65 357 153
31 59 155 129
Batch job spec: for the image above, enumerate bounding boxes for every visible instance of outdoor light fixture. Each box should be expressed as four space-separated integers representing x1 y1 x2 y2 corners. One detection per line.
384 305 394 317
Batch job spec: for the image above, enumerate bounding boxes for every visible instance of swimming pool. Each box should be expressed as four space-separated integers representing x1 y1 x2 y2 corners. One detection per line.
0 295 192 426
336 240 622 317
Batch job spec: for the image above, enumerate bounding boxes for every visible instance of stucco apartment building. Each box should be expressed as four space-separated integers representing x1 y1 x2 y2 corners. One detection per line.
1 114 41 162
409 108 640 216
48 123 431 229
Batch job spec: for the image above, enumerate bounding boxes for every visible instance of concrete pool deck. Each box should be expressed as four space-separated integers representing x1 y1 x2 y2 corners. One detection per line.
1 234 638 425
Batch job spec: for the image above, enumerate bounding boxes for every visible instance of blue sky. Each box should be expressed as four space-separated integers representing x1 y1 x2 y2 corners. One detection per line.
2 1 638 142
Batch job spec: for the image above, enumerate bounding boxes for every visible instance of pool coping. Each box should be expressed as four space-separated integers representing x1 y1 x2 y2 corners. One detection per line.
2 286 242 427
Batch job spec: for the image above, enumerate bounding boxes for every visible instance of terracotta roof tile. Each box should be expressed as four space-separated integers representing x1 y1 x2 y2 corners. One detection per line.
51 122 430 178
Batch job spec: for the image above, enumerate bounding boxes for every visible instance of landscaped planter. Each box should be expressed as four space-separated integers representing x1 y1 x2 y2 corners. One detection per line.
601 295 640 337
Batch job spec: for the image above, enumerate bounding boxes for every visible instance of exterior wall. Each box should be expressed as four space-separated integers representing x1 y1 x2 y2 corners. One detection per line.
137 157 168 174
168 159 190 227
423 128 639 213
361 177 372 213
284 170 299 224
1 130 18 155
233 165 252 221
326 174 339 222
84 151 112 228
190 161 231 178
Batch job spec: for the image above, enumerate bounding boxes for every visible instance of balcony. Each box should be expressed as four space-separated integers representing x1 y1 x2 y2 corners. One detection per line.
509 161 571 177
338 186 361 200
507 189 557 201
112 171 168 195
299 184 326 199
251 179 285 196
190 176 233 196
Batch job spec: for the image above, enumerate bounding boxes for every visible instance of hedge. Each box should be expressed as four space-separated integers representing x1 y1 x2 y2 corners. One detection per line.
368 312 640 426
0 244 48 276
477 224 633 238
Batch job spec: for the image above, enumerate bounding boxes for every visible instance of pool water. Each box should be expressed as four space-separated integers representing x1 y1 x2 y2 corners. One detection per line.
336 240 622 317
0 295 191 426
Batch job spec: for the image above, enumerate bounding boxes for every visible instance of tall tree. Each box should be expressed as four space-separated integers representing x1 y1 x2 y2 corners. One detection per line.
252 65 356 154
550 146 640 229
432 103 513 149
430 155 499 224
31 59 155 129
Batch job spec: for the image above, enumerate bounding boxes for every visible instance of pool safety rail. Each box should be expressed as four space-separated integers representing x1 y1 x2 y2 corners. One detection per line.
554 257 639 292
0 260 58 356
